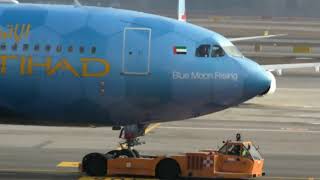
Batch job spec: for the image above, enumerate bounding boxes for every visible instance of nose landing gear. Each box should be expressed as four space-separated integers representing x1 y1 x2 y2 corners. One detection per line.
82 124 147 176
108 124 146 158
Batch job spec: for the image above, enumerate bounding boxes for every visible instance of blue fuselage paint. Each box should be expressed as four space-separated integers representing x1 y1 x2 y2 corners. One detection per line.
0 4 271 126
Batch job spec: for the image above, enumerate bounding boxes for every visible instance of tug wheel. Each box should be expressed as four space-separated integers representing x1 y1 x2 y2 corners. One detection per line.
82 153 107 176
156 158 180 180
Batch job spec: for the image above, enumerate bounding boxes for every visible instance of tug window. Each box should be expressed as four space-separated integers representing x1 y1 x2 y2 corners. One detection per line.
241 146 251 158
227 144 241 156
196 44 210 57
211 45 225 57
219 143 241 156
218 144 228 154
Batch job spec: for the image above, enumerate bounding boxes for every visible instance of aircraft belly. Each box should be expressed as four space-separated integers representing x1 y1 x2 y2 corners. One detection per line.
0 69 41 124
0 57 113 126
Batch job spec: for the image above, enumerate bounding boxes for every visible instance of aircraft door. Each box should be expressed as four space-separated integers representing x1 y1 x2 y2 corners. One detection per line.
122 28 151 75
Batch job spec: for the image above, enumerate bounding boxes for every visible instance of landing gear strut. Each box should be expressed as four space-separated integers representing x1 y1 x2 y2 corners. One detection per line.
82 124 147 176
106 124 146 158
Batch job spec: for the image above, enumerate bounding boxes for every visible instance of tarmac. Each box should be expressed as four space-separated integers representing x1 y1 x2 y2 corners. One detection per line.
0 69 319 180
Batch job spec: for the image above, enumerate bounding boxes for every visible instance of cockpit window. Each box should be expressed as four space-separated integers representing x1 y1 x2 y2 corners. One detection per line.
211 45 225 57
196 44 210 57
196 44 241 58
223 45 243 58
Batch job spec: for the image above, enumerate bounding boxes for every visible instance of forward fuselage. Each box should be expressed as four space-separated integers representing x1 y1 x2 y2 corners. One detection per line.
0 4 270 126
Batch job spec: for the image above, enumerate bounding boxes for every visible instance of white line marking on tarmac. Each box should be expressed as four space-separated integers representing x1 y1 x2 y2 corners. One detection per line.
278 88 320 93
240 102 319 109
296 57 314 60
159 126 320 133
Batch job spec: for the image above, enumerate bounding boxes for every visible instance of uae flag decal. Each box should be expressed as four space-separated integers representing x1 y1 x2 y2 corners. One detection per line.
173 46 187 55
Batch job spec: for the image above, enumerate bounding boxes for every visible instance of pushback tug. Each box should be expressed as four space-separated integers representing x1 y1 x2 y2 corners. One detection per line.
80 134 265 179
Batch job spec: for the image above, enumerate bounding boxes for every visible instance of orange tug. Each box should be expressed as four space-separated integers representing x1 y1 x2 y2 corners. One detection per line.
80 134 265 179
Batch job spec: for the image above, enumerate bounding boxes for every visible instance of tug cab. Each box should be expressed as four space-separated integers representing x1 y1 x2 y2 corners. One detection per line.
80 134 265 179
204 134 265 178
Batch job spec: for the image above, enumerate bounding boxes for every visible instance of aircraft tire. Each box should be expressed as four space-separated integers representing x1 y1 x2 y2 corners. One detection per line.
82 153 107 176
117 149 136 158
107 149 139 158
155 158 180 180
106 150 120 158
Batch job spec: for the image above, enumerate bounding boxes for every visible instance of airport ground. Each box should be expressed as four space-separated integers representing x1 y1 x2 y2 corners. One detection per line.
0 68 319 180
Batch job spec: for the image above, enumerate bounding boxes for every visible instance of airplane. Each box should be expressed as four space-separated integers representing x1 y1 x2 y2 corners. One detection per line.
0 0 320 175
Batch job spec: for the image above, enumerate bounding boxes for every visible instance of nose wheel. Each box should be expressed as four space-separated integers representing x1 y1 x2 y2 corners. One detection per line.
106 148 140 158
82 124 147 176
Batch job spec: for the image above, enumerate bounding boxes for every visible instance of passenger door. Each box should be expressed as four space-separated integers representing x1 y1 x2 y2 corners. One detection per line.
122 27 151 76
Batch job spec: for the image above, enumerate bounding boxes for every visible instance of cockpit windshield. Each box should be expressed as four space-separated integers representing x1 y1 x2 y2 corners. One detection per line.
195 44 243 58
223 45 243 58
211 45 225 57
196 44 225 58
195 44 211 57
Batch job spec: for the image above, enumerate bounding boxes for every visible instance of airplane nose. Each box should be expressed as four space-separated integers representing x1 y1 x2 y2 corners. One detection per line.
242 60 272 98
245 70 272 97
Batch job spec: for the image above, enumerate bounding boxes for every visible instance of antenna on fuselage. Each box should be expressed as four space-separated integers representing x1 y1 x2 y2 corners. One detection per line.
73 0 82 7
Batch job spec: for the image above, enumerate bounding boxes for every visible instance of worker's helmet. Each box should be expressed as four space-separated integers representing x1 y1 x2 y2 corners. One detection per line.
236 133 241 141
